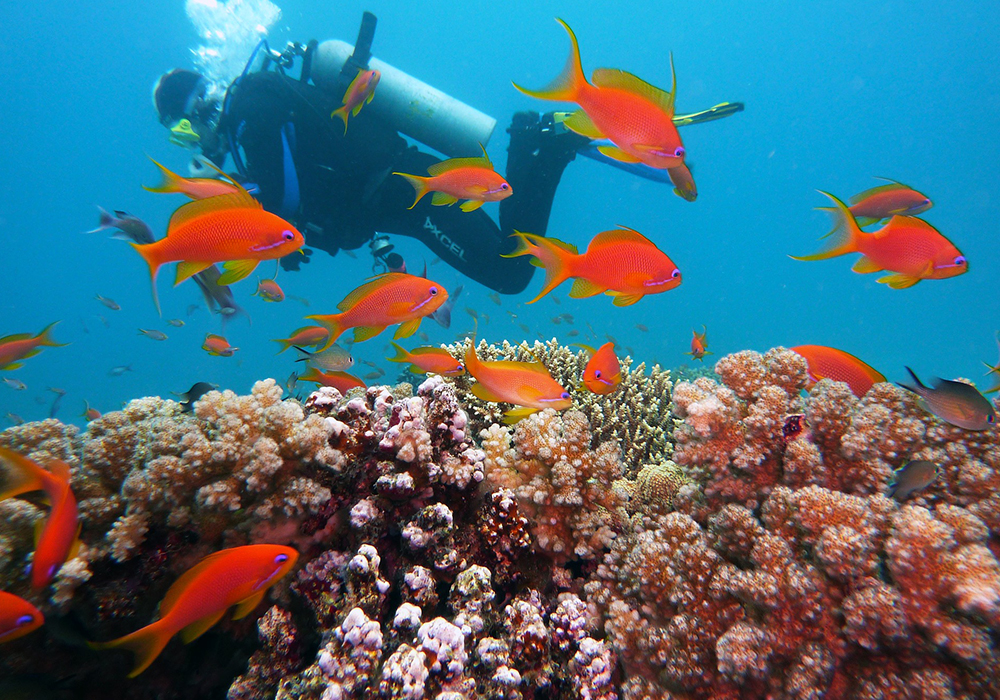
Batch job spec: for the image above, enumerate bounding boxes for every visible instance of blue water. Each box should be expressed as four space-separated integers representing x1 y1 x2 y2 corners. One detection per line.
2 0 998 424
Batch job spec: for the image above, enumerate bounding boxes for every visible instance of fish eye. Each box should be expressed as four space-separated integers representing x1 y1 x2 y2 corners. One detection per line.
501 183 509 190
594 370 602 378
561 391 571 400
989 414 996 424
274 553 288 564
283 230 294 241
16 614 34 626
671 268 681 278
954 256 966 265
429 287 438 295
674 147 685 157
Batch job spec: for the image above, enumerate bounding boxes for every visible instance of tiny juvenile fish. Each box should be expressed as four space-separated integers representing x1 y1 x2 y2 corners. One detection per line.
202 334 237 357
0 592 43 644
0 322 66 371
388 342 465 376
138 329 168 341
95 294 121 311
897 367 996 431
687 326 711 361
394 146 512 213
166 319 185 327
887 460 938 501
254 278 285 303
791 345 885 397
3 378 26 391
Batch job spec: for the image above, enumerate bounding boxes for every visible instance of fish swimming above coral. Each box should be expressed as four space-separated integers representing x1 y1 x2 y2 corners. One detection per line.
0 322 66 371
897 367 996 430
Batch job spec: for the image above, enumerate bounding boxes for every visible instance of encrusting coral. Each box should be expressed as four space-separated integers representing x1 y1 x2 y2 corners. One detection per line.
0 343 997 700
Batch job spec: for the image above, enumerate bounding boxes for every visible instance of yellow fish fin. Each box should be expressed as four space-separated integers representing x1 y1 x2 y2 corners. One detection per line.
351 103 364 117
427 155 493 176
592 57 676 115
608 292 644 306
353 325 386 342
331 106 349 134
597 145 642 163
231 590 267 621
851 256 882 274
854 216 879 228
394 318 422 339
167 192 260 234
218 259 260 285
470 382 506 403
563 109 605 139
569 278 606 298
877 273 921 289
460 200 485 212
175 261 213 285
0 362 23 370
503 407 539 424
180 610 226 644
431 191 460 206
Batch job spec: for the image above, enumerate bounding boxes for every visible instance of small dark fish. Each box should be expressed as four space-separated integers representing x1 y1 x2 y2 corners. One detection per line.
176 382 218 413
560 313 574 324
465 307 479 321
186 304 201 316
888 460 938 501
364 370 385 380
635 324 649 333
362 360 380 368
551 316 562 325
488 292 501 306
418 332 430 342
342 249 357 259
294 344 354 372
138 328 168 341
431 284 462 329
5 412 24 425
108 365 133 377
48 387 67 396
567 329 579 337
2 378 26 391
605 333 619 345
429 257 442 266
519 323 530 333
166 319 185 327
48 387 65 419
285 371 298 394
94 294 120 311
191 266 249 329
552 295 561 306
87 207 155 244
897 367 996 431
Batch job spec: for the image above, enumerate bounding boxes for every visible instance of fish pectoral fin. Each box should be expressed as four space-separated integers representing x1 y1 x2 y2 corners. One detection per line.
503 407 539 425
850 256 883 274
218 259 260 285
431 192 459 206
563 110 605 139
394 318 422 339
597 145 642 163
353 325 386 342
569 278 606 298
231 590 266 621
180 610 226 644
606 291 644 306
351 103 364 117
470 382 506 403
0 362 24 370
175 261 213 285
460 199 485 212
877 273 921 289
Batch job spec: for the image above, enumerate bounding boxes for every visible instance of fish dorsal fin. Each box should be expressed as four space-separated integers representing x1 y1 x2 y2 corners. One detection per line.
848 180 910 206
0 332 33 344
426 149 493 176
167 192 260 235
588 226 653 250
160 550 232 617
571 343 597 357
337 273 405 311
548 238 579 255
592 58 675 115
195 157 242 188
878 215 940 238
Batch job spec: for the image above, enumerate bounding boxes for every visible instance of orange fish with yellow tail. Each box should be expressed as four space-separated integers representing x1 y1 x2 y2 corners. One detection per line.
817 178 932 230
791 191 967 289
394 147 512 212
307 273 448 350
273 326 330 354
464 336 572 423
578 342 622 395
297 367 367 392
89 544 298 677
686 327 711 361
143 157 242 200
0 322 66 371
332 68 380 134
514 19 685 169
502 227 681 306
131 187 304 315
0 447 80 588
790 345 885 397
0 592 43 643
389 342 465 376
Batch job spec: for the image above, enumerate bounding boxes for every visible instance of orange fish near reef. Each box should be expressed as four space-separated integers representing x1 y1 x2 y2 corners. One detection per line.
202 334 238 357
503 227 681 306
514 19 685 169
0 591 43 643
89 544 298 677
790 345 885 397
254 278 285 302
131 188 304 314
0 447 79 588
297 367 367 393
388 342 465 376
394 147 512 212
143 157 242 200
668 163 697 202
273 326 329 354
307 273 448 350
578 342 622 395
818 178 932 230
792 191 967 289
0 322 65 371
331 68 380 134
687 327 711 361
464 336 572 423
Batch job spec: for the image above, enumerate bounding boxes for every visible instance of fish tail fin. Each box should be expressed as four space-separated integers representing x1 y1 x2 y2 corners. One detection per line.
388 342 411 363
331 105 349 134
791 191 862 261
273 337 294 354
306 315 345 351
502 232 573 304
142 158 185 194
86 206 114 234
37 321 67 347
512 18 586 102
896 366 926 396
130 242 162 316
0 447 48 501
393 173 430 209
88 620 172 678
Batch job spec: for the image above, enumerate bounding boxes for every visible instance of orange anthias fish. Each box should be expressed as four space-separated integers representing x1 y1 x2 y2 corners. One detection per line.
143 157 242 200
687 327 711 361
273 326 330 354
502 227 681 306
394 147 513 212
307 273 448 350
790 345 885 397
331 68 380 134
0 447 79 588
792 191 967 289
202 334 238 357
668 163 697 202
0 322 66 371
0 591 43 643
578 342 622 395
514 19 685 169
297 367 367 392
131 188 304 314
254 278 285 302
818 178 932 229
464 336 572 423
388 342 465 376
89 544 298 677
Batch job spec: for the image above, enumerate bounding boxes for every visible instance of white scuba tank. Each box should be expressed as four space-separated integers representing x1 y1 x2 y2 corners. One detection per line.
311 40 496 158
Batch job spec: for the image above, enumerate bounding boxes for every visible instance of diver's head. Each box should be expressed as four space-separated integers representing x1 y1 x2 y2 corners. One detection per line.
153 69 220 148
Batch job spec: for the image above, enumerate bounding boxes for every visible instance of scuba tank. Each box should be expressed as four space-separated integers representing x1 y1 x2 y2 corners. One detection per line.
310 18 496 158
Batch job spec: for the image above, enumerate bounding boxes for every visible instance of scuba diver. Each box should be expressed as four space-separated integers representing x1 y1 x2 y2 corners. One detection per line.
153 13 743 294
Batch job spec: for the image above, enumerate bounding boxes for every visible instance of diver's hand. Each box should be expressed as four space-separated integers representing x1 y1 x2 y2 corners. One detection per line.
281 247 313 272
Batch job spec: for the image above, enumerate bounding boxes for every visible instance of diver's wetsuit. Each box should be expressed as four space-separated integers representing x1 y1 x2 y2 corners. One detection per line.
218 71 580 294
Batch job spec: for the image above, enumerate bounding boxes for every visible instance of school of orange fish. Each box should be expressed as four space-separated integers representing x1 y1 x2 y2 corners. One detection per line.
0 17 997 671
